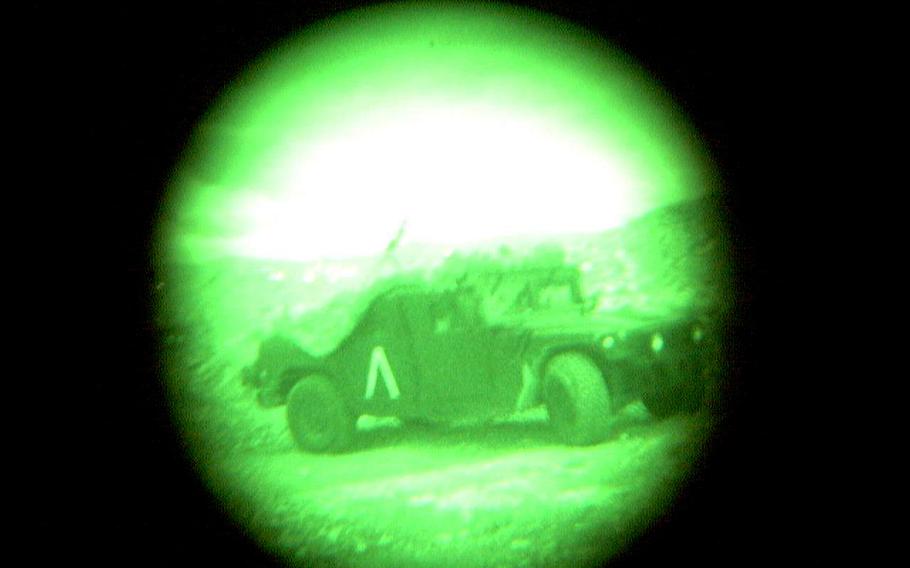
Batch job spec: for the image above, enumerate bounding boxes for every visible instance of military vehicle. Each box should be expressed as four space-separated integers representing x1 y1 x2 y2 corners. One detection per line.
243 255 720 453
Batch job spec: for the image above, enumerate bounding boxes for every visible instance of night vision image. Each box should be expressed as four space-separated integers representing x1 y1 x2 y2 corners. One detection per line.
152 3 733 568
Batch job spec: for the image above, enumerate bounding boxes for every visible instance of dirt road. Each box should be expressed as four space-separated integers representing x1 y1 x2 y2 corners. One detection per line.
206 406 710 568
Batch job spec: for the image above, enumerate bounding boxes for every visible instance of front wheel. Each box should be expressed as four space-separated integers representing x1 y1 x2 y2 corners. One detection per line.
543 353 612 445
286 375 355 453
641 358 708 419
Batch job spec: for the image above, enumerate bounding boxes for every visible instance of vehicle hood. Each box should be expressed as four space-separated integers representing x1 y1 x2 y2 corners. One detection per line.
488 307 687 338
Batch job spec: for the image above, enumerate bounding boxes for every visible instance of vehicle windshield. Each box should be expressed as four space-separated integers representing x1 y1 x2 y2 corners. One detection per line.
472 268 587 319
530 282 582 310
426 288 486 330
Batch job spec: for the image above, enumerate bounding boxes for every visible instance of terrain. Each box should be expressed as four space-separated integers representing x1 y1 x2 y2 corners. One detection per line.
152 194 731 567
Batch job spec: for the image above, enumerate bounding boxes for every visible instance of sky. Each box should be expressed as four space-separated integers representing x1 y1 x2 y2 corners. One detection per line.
161 3 714 263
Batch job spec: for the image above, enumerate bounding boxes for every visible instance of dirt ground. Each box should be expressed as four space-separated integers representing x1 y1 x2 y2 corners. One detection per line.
202 405 711 568
155 196 729 567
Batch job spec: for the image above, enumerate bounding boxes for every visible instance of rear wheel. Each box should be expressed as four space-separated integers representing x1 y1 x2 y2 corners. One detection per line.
544 353 612 445
286 375 355 453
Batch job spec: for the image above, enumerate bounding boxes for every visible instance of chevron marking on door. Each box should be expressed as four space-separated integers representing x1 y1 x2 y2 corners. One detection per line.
365 345 401 400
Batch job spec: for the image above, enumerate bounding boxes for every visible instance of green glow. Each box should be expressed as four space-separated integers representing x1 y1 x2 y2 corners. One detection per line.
155 3 730 568
161 2 712 263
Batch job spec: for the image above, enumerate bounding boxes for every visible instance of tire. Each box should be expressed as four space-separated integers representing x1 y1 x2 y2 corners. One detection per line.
641 359 707 419
543 353 612 445
641 377 706 418
286 376 355 453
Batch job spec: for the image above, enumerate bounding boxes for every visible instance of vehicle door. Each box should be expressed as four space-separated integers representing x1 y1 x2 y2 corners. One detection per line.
329 293 423 417
405 290 518 420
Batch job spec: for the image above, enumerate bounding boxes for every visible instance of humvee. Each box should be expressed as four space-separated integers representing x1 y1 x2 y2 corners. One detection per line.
243 261 720 453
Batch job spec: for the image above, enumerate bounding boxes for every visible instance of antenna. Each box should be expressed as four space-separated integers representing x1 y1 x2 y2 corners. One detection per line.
385 219 407 256
372 219 408 276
